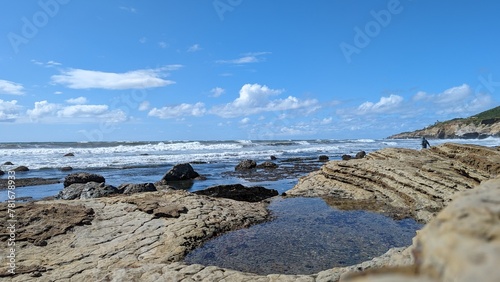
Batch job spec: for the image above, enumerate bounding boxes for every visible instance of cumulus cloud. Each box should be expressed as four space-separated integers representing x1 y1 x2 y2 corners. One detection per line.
0 80 25 95
435 84 472 104
65 97 88 105
0 99 21 121
26 101 128 123
148 102 206 119
138 101 150 111
51 65 182 90
216 52 271 64
357 94 404 114
27 100 59 120
240 117 250 124
210 87 225 97
211 83 319 118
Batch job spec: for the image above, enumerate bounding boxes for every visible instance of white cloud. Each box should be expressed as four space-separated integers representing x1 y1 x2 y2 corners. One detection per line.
27 100 59 119
187 44 202 52
148 102 206 119
210 87 225 97
66 97 88 105
216 52 271 64
357 94 404 114
54 91 63 95
240 117 250 124
211 83 319 118
31 60 61 67
51 66 181 90
138 101 150 111
0 80 24 95
58 105 108 118
0 99 21 121
139 37 147 44
435 84 472 104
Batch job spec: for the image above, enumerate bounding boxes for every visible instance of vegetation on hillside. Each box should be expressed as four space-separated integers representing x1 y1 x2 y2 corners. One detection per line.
430 106 500 128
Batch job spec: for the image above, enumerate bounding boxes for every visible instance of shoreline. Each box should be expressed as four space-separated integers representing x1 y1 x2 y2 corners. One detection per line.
1 142 499 281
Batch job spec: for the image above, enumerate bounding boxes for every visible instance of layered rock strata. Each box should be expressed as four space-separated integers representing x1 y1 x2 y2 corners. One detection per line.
287 143 500 222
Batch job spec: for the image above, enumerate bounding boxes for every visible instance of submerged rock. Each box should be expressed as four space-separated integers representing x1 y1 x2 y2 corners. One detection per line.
194 184 278 202
256 161 278 169
3 161 13 165
63 152 75 157
235 159 257 170
13 165 29 172
63 172 106 187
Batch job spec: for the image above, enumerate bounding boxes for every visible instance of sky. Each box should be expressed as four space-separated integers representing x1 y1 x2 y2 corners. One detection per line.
1 0 499 142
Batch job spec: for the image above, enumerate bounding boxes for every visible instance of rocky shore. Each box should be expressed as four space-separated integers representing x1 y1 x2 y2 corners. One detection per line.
1 143 499 281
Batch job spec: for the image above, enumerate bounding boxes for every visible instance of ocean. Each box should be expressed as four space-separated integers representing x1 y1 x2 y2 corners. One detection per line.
2 138 500 202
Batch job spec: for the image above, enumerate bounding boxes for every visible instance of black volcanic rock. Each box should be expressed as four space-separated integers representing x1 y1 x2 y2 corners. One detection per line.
118 183 157 194
256 161 278 169
63 173 106 187
235 159 257 170
194 184 278 202
157 163 200 184
13 166 29 172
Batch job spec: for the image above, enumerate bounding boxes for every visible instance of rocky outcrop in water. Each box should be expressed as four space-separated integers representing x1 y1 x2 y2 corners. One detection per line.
156 163 200 184
63 172 106 187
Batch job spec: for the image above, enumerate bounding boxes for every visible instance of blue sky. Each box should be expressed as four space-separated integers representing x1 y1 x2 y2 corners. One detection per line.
1 0 499 142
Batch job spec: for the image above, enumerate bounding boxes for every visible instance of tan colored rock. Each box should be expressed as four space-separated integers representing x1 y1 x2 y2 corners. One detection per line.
288 143 500 222
345 176 500 282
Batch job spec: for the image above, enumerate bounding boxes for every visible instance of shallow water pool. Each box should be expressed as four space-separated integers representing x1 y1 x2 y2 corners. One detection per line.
184 197 422 275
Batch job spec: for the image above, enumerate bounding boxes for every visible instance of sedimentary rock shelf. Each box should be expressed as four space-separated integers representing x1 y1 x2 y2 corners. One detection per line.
287 143 500 222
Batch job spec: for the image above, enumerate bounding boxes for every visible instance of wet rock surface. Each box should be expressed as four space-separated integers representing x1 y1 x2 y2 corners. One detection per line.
63 172 105 187
193 184 278 202
0 177 61 188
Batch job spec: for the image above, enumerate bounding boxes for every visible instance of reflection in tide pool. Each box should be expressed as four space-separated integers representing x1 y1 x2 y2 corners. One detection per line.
184 197 422 275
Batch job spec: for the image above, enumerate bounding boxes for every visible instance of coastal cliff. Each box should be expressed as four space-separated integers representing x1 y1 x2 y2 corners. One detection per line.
1 143 499 281
388 106 500 139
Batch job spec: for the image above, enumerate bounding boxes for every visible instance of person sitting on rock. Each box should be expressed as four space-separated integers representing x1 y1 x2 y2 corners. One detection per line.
421 137 431 149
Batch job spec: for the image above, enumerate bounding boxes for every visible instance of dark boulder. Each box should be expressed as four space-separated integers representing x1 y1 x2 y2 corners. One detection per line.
157 163 200 184
3 161 14 165
319 155 329 161
355 151 366 159
60 166 73 171
63 172 105 187
235 159 257 171
63 153 75 157
0 170 4 176
57 182 120 200
57 183 87 200
256 161 278 169
118 183 157 194
194 184 278 202
13 166 29 172
270 155 277 160
341 154 352 161
80 182 120 199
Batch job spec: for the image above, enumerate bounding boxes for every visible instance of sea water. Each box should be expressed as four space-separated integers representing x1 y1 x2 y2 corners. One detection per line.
184 197 423 275
1 138 499 201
